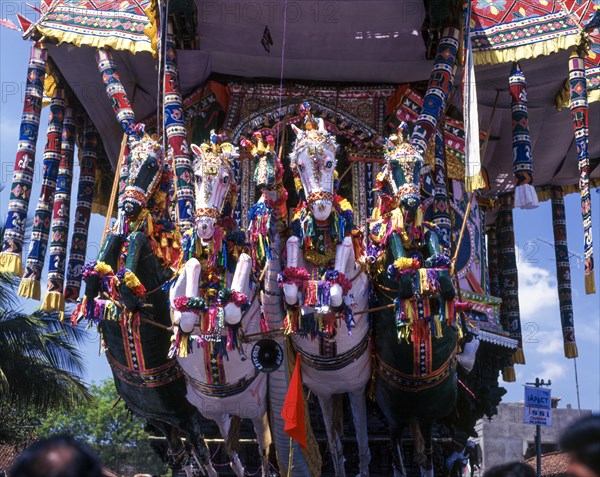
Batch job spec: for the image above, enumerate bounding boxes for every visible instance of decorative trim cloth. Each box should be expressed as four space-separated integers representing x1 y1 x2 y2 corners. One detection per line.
433 129 451 250
470 0 580 66
487 225 500 299
42 106 76 315
411 27 460 158
35 0 155 55
18 89 66 300
463 5 485 192
568 51 595 295
509 62 539 209
164 35 194 232
550 187 578 358
65 119 98 302
497 193 525 380
0 44 47 276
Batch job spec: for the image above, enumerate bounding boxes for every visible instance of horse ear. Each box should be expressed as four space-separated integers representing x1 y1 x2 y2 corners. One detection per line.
317 118 327 134
190 143 202 157
291 124 303 138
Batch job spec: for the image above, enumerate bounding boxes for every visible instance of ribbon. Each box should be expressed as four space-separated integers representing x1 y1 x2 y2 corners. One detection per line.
463 5 485 192
550 187 578 358
568 51 595 294
165 35 195 232
64 118 99 302
509 62 538 209
18 88 66 300
0 44 47 275
41 106 77 315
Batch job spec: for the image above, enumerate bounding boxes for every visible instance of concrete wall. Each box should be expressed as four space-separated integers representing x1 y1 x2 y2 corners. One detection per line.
473 402 592 474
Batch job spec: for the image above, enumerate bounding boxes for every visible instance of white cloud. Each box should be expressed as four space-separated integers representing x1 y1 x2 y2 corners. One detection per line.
517 261 558 318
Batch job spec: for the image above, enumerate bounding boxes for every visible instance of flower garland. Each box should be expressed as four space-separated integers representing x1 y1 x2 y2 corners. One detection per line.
277 268 355 336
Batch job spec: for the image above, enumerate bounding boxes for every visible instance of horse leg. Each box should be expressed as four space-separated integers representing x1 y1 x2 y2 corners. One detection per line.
146 418 190 471
348 389 370 477
318 394 346 477
182 410 218 477
390 427 407 477
213 413 245 477
251 411 273 477
419 421 434 477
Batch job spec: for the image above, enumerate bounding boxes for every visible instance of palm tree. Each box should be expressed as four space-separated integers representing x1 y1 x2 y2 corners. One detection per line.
0 227 90 414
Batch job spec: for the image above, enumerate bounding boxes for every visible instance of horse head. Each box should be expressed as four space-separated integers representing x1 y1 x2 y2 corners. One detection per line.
290 103 338 222
191 133 239 240
120 135 166 219
241 131 283 190
379 122 422 215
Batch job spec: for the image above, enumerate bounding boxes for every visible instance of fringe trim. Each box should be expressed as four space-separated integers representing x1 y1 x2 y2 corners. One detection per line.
502 365 516 382
473 34 581 66
511 347 526 365
18 277 41 300
465 170 486 193
564 341 579 359
0 253 22 276
536 180 600 202
585 271 596 295
41 291 65 317
35 25 154 56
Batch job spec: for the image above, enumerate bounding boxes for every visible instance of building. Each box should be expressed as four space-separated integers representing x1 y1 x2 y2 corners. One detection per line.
473 401 592 474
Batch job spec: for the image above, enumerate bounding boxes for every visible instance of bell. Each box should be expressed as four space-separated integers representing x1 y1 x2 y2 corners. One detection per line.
251 339 284 373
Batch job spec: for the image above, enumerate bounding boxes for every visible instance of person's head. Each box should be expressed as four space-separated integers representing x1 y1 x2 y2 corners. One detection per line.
560 415 600 477
484 462 536 477
9 435 103 477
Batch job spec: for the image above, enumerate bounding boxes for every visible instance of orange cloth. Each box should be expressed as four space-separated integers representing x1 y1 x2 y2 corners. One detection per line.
281 353 307 450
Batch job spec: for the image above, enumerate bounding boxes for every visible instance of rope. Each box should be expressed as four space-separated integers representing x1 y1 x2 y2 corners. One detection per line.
102 133 128 241
275 0 290 157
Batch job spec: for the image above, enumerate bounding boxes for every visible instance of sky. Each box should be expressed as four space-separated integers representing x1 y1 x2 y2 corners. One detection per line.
0 7 598 415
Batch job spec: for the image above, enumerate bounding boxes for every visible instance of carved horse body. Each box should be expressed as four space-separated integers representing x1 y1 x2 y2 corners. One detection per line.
280 109 371 477
369 125 460 477
79 135 215 476
170 137 272 477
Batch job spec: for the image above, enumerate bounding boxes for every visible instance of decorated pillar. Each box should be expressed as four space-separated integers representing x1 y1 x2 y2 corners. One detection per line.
550 187 578 358
41 107 76 315
96 48 142 211
18 89 66 300
497 193 524 382
0 44 47 275
433 129 451 250
568 50 595 294
410 27 460 158
509 62 539 209
64 119 99 302
164 34 195 232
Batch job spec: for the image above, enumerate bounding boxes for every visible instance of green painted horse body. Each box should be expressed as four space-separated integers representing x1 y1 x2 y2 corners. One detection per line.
80 135 215 476
369 126 457 477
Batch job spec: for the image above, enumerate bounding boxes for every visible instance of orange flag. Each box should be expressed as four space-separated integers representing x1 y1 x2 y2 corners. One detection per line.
281 353 307 450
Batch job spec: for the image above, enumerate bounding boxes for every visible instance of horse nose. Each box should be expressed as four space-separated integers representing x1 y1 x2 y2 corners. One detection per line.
124 203 134 214
318 203 325 212
202 223 207 230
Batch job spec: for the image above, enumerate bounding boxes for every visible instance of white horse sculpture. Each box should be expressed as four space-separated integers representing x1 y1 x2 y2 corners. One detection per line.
279 105 372 477
170 137 272 477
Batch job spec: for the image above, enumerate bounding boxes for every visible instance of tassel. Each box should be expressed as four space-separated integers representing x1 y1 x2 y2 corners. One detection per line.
511 347 526 365
18 277 41 300
0 254 22 276
564 342 579 359
502 365 516 382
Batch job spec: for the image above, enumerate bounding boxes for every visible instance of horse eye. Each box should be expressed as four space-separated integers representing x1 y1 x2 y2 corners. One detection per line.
325 160 333 169
223 176 229 184
298 163 304 173
147 159 156 168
